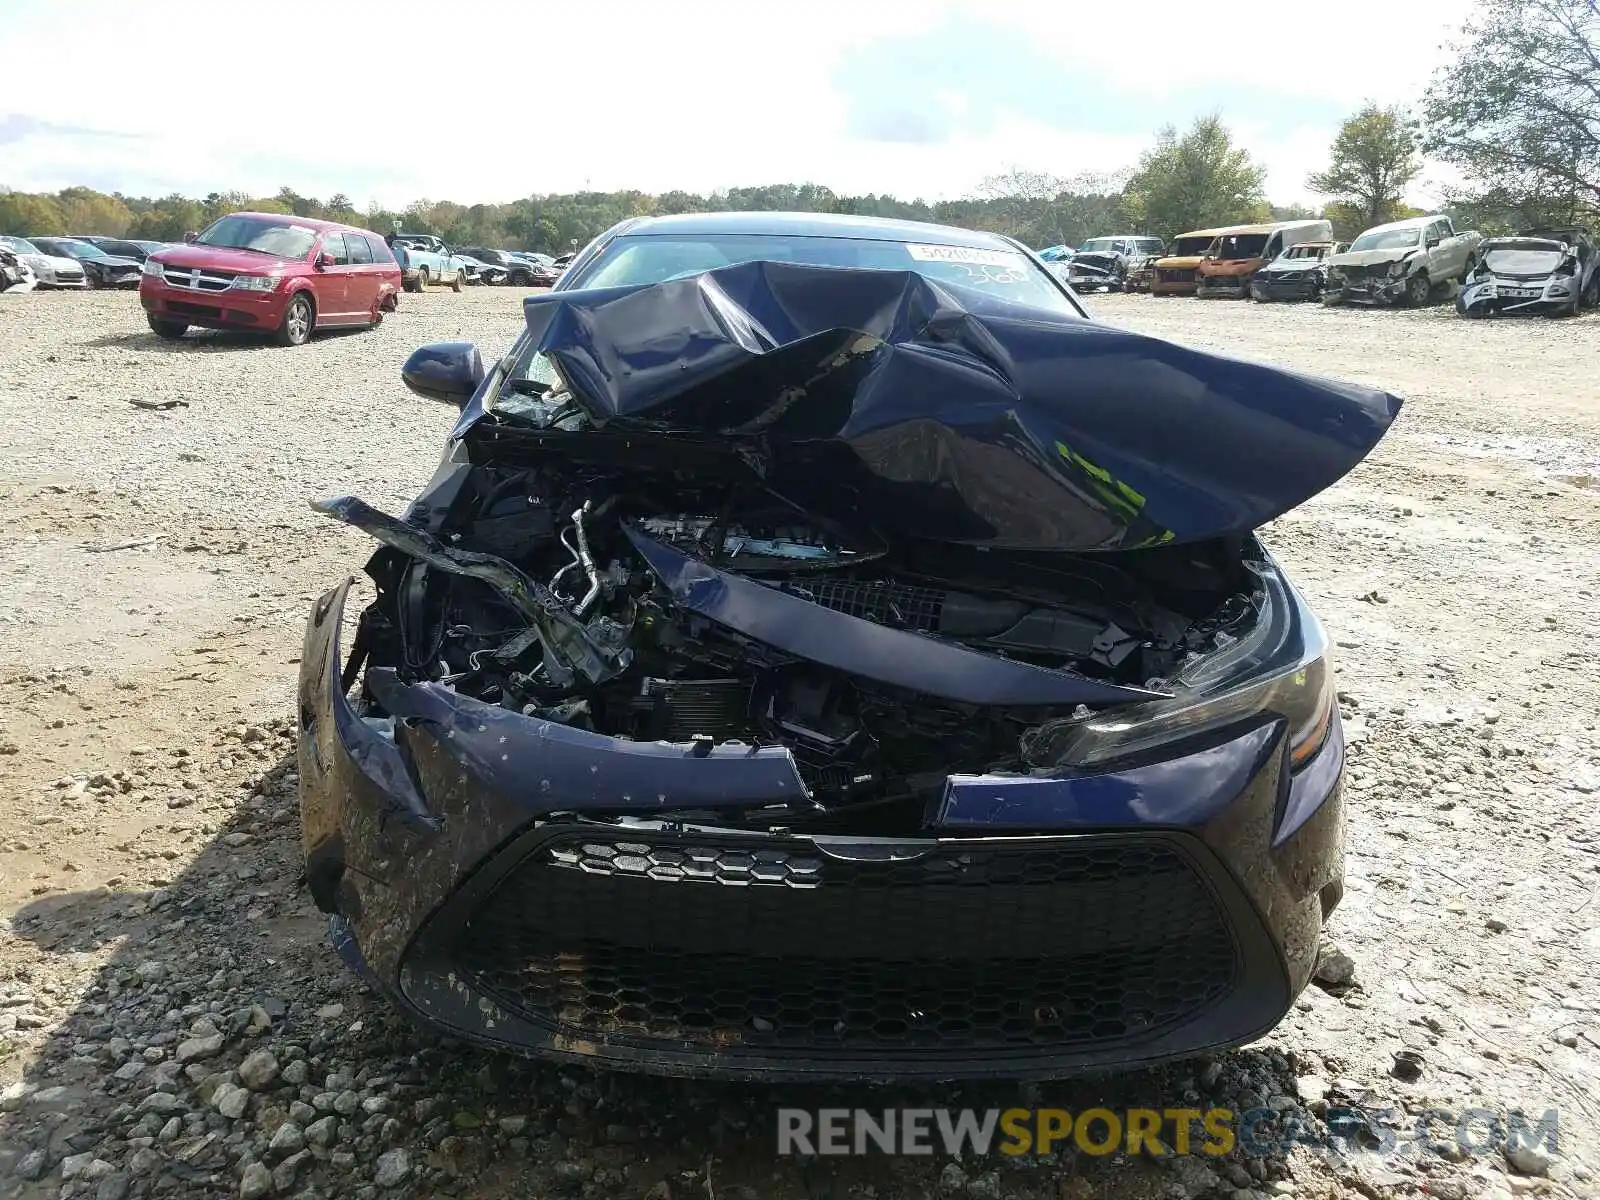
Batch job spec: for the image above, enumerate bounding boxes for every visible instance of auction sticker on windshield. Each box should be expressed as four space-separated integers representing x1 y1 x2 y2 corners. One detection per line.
906 243 1029 267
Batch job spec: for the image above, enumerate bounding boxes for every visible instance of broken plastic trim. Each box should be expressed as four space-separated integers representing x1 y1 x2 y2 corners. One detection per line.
310 495 631 686
625 523 1166 708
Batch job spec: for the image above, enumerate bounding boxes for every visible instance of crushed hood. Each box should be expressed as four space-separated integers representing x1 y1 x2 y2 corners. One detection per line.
1260 259 1325 275
458 260 1402 553
1329 248 1418 270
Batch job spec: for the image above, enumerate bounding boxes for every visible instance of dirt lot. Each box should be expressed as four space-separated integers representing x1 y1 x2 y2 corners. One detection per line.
0 286 1597 1200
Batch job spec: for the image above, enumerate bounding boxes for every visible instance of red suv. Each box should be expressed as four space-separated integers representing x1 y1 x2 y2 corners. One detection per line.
140 212 402 346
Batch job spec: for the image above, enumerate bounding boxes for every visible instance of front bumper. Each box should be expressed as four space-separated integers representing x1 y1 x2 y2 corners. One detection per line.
1457 278 1572 315
1151 269 1198 295
92 267 143 288
1196 274 1251 299
139 277 289 331
1329 273 1407 305
299 579 1346 1081
1251 273 1324 302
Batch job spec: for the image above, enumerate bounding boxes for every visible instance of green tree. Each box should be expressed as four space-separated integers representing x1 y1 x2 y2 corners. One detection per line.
1121 115 1268 239
55 187 133 235
1421 0 1600 223
127 194 206 241
0 191 67 235
1306 104 1421 234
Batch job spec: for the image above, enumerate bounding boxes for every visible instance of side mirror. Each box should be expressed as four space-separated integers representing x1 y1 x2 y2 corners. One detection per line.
314 252 334 270
183 231 198 243
402 341 484 409
1426 237 1440 249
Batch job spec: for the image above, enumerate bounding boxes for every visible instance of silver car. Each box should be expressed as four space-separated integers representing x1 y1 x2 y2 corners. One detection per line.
0 235 89 289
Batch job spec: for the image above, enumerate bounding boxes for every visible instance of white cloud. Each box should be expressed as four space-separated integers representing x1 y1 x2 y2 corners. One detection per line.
0 0 1476 208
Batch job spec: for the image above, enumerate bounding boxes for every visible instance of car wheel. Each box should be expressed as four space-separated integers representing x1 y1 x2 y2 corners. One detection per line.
1404 271 1430 307
277 293 314 347
511 269 530 286
450 269 464 293
147 316 188 340
1321 288 1346 307
417 267 430 292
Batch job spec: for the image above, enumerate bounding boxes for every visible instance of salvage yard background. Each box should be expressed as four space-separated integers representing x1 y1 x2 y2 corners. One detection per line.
0 288 1597 1199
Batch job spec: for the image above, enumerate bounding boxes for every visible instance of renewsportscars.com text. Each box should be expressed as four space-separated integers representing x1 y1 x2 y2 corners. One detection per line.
776 1107 1561 1159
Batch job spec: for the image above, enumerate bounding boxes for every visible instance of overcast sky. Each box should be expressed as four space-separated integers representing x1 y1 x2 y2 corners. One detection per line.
2 0 1475 210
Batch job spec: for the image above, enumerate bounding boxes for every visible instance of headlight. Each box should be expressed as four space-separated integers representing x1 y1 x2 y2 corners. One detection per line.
1020 562 1334 770
142 259 164 277
1389 260 1409 278
230 274 279 292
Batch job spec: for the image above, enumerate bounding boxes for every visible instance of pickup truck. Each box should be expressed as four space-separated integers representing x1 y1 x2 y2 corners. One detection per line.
392 234 468 293
1323 215 1482 307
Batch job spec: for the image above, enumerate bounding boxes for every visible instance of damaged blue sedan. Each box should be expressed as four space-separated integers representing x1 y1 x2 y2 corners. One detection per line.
298 212 1400 1081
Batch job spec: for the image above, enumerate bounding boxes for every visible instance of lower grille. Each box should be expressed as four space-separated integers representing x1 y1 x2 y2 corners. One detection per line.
452 828 1239 1059
1157 268 1196 284
165 300 223 319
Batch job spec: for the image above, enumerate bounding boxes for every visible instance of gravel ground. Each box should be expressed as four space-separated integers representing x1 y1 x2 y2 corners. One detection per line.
0 285 1597 1200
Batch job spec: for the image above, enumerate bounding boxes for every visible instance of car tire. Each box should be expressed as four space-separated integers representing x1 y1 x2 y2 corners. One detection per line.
417 267 430 292
147 316 188 340
511 269 530 286
1321 288 1346 307
450 269 464 293
276 292 314 347
1404 271 1430 307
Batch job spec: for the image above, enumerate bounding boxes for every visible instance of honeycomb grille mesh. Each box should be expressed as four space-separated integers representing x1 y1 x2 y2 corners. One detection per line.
452 830 1239 1058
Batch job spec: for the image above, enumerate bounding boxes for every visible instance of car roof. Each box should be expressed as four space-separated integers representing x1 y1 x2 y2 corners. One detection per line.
611 210 1023 249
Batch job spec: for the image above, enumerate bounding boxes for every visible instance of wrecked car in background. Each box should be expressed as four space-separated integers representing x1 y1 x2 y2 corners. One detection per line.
1151 228 1227 295
0 234 88 288
393 234 468 293
1250 241 1345 303
0 243 36 292
1457 227 1597 317
1324 215 1481 307
31 237 144 288
299 211 1400 1081
1064 235 1164 292
1196 220 1333 299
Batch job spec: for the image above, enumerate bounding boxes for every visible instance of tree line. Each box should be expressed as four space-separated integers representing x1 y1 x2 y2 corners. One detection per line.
1 0 1590 251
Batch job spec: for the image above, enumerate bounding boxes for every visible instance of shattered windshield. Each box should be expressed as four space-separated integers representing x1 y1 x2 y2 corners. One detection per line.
1349 228 1422 252
197 216 317 259
1211 234 1269 259
1483 244 1566 275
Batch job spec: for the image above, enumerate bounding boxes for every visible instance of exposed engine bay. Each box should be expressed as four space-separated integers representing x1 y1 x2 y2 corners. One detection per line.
319 471 1263 831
